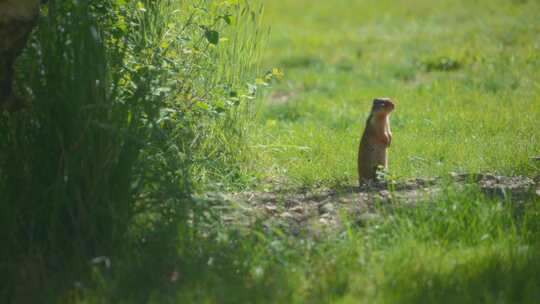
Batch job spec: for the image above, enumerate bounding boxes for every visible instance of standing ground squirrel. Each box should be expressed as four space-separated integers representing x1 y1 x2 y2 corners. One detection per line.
357 98 395 185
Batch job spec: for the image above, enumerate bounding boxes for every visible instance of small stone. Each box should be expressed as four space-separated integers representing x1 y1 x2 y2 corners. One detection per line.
320 213 332 219
320 203 335 214
169 270 180 283
264 205 277 213
289 205 304 213
379 190 391 197
319 218 330 225
280 212 294 219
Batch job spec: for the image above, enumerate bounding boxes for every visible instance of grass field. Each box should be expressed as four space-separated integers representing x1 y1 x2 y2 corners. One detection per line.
249 0 540 189
163 188 540 303
77 1 540 302
82 187 540 303
171 0 540 302
9 1 539 302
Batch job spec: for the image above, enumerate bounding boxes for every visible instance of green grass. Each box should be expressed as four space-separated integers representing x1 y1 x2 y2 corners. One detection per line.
5 1 540 303
0 0 264 301
249 0 540 188
78 187 540 303
76 1 539 302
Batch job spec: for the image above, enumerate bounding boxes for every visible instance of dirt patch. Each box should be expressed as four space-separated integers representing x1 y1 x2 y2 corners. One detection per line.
195 174 540 234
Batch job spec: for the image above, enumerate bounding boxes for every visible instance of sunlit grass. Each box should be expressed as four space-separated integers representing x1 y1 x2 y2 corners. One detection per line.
250 0 540 188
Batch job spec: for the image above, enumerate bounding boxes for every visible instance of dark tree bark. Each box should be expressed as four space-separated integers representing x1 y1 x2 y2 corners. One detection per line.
0 0 42 111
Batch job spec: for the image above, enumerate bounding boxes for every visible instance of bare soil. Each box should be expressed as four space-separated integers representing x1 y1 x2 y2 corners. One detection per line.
195 174 540 234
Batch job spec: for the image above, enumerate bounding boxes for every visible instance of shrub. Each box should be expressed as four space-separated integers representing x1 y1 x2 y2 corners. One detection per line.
0 0 264 299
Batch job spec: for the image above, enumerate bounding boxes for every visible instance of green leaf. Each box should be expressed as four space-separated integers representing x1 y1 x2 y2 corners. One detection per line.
214 100 226 113
136 1 146 11
214 100 226 109
223 14 232 25
195 101 210 111
204 30 220 45
272 67 284 78
255 78 267 86
116 16 127 32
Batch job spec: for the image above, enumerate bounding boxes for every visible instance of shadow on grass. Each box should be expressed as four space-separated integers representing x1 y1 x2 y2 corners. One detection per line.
383 246 540 304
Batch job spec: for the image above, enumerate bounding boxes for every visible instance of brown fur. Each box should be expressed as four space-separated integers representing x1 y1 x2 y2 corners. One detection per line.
357 98 394 185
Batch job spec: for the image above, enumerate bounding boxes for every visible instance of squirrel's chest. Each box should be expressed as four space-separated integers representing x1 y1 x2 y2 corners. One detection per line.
364 118 391 147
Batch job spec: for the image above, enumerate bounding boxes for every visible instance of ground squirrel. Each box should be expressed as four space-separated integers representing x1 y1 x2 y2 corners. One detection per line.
357 98 395 185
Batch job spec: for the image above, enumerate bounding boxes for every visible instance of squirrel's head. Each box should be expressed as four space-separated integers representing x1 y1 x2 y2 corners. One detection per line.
371 98 394 116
